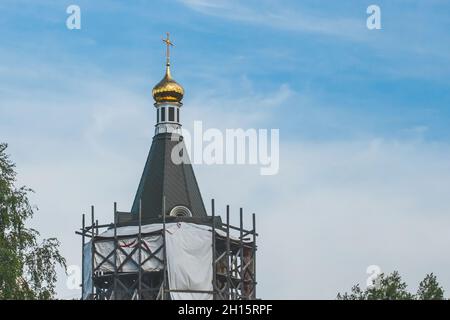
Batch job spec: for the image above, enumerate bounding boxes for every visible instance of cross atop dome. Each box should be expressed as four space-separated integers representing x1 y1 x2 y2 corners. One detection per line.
162 32 174 66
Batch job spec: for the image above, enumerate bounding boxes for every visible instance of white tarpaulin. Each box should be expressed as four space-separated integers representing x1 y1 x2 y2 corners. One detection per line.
165 223 213 300
83 222 215 300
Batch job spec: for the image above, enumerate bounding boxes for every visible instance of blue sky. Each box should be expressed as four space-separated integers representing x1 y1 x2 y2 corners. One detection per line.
1 0 450 299
2 0 450 142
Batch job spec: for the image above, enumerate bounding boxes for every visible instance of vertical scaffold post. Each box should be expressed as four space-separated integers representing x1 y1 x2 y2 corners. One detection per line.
138 199 143 300
211 199 216 300
91 205 95 299
226 205 231 300
81 213 85 300
113 202 118 300
239 207 244 300
252 213 256 300
162 195 167 300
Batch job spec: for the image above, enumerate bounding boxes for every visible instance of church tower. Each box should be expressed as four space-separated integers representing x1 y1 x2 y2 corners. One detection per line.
129 33 207 222
78 34 257 300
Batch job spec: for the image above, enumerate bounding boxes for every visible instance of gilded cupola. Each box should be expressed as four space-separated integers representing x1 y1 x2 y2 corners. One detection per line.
152 33 184 103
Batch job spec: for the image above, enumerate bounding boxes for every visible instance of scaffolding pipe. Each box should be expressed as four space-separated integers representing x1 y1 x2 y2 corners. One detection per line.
81 213 85 300
252 212 256 300
226 205 231 300
211 199 216 300
113 202 117 300
239 207 244 299
90 205 95 299
138 199 142 300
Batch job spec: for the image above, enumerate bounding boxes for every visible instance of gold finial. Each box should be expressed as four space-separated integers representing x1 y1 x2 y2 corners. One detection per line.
162 32 174 67
152 32 184 103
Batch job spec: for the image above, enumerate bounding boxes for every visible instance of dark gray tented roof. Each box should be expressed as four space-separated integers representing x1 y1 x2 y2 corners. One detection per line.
131 133 207 219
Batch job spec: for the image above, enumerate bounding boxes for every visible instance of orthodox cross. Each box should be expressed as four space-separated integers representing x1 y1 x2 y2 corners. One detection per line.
162 32 174 65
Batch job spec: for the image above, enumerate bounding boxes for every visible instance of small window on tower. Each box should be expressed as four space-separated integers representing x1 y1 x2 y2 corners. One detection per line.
161 107 166 122
157 109 159 123
177 108 180 122
169 107 174 122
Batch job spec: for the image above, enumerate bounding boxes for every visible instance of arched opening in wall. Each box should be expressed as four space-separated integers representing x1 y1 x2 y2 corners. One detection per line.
169 206 192 217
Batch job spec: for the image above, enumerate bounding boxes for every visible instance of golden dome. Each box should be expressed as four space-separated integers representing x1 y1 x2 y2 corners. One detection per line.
152 64 184 103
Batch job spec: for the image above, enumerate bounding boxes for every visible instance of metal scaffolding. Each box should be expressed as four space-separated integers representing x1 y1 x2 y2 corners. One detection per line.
76 199 257 300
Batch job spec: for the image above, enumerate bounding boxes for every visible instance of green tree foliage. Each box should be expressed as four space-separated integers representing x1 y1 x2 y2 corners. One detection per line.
0 143 66 299
416 273 444 300
337 271 445 300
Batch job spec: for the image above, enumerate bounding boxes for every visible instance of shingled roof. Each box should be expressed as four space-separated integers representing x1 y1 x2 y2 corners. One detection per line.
131 132 207 219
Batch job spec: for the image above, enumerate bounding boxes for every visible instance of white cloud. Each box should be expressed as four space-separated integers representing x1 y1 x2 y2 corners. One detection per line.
178 0 450 82
179 0 366 40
